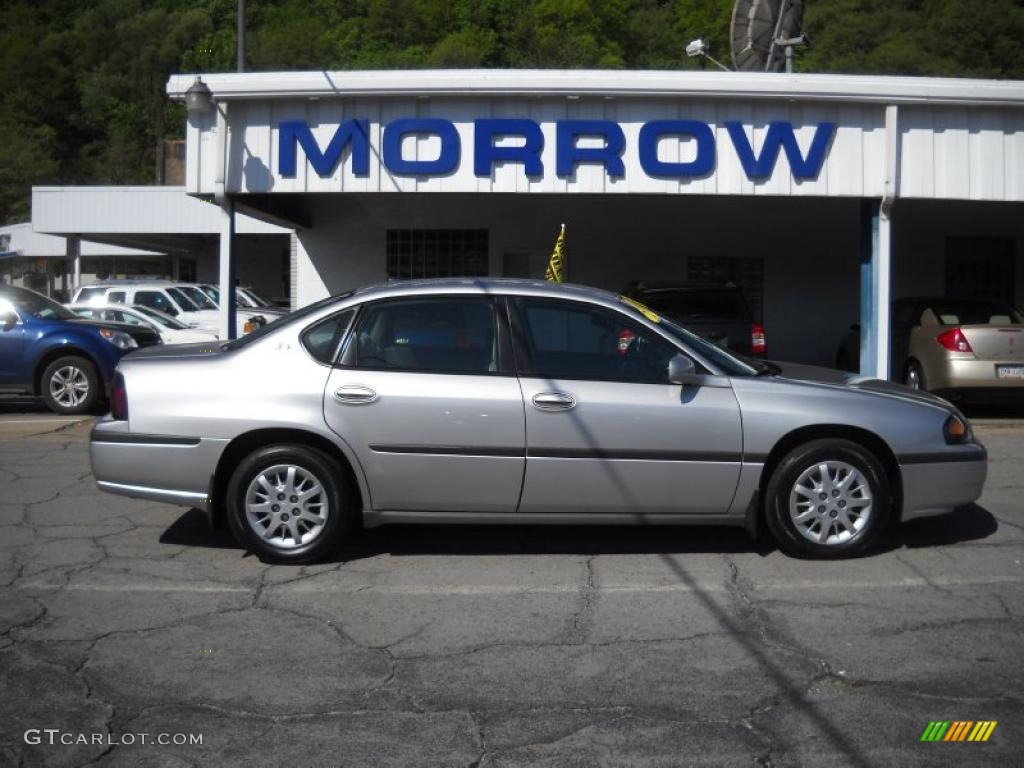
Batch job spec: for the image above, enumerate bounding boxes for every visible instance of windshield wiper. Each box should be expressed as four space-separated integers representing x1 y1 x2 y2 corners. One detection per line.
749 359 782 377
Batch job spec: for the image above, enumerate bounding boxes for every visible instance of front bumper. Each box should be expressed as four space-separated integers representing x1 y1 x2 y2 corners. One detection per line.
90 419 227 510
899 442 988 521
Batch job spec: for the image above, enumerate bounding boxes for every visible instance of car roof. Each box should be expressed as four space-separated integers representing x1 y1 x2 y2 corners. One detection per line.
348 277 622 304
80 281 176 288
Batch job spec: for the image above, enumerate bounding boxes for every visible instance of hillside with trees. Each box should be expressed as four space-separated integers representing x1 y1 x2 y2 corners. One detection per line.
2 0 1022 223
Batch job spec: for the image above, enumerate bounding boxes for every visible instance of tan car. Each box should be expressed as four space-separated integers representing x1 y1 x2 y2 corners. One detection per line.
837 297 1024 399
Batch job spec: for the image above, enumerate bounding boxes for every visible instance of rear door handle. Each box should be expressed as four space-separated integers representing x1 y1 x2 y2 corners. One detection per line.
532 392 576 411
333 384 378 405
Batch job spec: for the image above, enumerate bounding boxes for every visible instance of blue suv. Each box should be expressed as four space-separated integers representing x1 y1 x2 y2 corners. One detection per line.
0 285 161 414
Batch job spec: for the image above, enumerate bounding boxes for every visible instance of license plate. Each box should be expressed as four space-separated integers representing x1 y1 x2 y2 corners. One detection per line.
996 365 1024 379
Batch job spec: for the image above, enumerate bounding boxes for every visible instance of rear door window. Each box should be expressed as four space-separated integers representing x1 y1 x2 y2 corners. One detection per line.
107 291 127 304
350 298 498 374
302 310 354 365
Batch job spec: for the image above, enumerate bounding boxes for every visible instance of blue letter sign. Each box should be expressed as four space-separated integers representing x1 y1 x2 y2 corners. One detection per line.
638 120 716 178
725 121 836 180
556 120 626 177
278 119 369 177
278 117 837 183
474 119 544 177
382 118 460 176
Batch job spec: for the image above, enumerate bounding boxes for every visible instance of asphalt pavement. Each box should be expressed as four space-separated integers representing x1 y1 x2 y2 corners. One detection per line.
0 404 1022 767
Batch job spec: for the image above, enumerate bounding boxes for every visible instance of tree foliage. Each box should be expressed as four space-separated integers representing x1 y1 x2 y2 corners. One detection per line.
1 0 1022 223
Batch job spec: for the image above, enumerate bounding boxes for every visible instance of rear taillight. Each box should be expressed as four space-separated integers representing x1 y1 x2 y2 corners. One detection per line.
751 323 766 355
936 328 973 353
111 372 128 421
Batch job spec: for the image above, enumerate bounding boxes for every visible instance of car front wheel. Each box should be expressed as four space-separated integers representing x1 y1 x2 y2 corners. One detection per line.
764 439 891 558
226 444 351 564
41 356 100 415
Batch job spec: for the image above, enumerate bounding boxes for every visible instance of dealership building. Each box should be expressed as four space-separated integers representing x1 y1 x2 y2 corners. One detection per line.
33 70 1024 377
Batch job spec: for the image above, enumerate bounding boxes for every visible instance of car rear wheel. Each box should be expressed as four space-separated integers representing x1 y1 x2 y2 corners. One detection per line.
41 356 100 415
764 439 890 559
904 361 926 391
226 444 351 564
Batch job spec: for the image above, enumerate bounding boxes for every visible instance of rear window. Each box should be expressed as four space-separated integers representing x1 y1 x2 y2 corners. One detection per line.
76 286 107 304
928 300 1023 326
301 310 354 364
637 289 751 323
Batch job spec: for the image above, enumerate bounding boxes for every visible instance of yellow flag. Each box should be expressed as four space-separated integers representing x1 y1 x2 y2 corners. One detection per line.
545 224 566 283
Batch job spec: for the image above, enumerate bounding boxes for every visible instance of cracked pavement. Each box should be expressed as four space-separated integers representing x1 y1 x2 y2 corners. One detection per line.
0 416 1022 766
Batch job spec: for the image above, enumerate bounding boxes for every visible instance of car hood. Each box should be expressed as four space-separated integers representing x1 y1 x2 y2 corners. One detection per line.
769 360 955 411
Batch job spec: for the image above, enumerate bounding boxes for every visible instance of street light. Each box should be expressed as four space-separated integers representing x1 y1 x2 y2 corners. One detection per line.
685 38 731 73
184 76 213 115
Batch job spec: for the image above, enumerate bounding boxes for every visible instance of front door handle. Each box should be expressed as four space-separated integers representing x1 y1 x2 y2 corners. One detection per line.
333 384 378 405
532 392 576 411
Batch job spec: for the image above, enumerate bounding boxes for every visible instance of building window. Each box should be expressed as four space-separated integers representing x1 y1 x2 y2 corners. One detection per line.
386 229 489 279
687 255 765 323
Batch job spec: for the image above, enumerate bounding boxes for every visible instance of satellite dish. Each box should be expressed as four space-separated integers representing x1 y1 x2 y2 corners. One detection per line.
731 0 805 73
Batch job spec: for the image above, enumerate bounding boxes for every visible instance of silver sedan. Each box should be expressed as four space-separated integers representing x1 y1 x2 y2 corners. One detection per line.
90 279 987 562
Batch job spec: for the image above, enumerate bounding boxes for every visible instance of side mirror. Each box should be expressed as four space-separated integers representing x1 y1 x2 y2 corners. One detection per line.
667 353 701 386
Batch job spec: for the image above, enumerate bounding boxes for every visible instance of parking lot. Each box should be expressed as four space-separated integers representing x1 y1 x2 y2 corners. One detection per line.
1 402 1022 767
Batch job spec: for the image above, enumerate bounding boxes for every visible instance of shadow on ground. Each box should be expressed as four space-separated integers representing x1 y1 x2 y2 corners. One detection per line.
0 396 50 414
160 503 997 561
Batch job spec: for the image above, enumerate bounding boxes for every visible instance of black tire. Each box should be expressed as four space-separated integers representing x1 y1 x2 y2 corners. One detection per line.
764 438 891 559
226 444 351 564
904 360 926 391
40 355 101 415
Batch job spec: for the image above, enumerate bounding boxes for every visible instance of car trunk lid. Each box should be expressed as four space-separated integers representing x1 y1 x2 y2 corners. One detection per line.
958 324 1024 361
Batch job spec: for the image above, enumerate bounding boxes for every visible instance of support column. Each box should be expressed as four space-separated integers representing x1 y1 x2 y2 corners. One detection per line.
859 200 892 380
219 200 237 339
66 235 81 294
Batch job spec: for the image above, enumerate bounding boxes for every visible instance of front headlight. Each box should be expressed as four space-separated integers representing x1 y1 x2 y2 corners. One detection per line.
99 328 138 350
944 414 971 444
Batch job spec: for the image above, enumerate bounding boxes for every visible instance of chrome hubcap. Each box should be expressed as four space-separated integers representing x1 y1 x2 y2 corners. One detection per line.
49 366 89 407
244 464 329 550
789 461 872 546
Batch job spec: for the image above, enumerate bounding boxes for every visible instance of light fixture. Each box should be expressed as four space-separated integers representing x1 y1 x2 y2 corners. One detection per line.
685 38 731 72
185 76 213 114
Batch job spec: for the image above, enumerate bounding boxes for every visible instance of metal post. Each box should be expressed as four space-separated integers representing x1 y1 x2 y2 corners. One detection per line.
237 0 245 73
66 235 81 293
859 201 892 380
219 201 237 339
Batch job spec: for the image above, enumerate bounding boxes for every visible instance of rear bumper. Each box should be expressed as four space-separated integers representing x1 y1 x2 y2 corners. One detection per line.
929 359 1024 390
89 419 227 510
899 443 987 521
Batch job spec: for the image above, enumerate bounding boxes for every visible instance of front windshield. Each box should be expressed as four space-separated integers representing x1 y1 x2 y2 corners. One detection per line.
177 286 217 310
222 292 352 351
166 287 200 312
242 287 274 307
618 296 757 377
133 305 190 329
1 287 77 321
